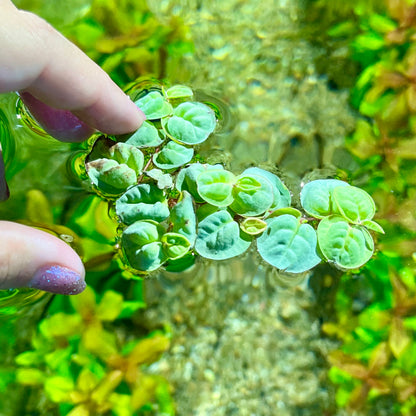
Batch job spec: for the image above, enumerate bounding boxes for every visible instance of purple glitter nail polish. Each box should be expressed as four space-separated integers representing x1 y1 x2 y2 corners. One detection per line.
30 265 86 295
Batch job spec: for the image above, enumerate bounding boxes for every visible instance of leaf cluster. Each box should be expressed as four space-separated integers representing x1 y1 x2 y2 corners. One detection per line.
83 84 383 276
12 286 173 416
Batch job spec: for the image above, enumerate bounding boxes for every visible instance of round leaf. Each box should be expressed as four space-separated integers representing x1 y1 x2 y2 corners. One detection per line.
161 232 191 260
332 185 376 223
317 215 374 270
116 184 170 224
126 241 166 272
170 191 197 244
121 221 167 272
165 85 194 100
134 91 173 120
86 159 137 196
125 121 164 148
257 214 321 273
110 142 144 173
164 102 216 145
196 169 236 207
153 141 194 169
243 167 291 209
230 173 274 216
176 163 224 203
300 179 350 218
240 217 267 235
86 143 144 196
195 210 251 260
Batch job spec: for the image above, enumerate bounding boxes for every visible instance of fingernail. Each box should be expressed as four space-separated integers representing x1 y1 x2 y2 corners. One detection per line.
20 92 95 142
30 265 86 295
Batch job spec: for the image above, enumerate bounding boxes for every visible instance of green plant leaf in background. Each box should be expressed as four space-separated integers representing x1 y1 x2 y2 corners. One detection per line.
332 185 376 224
243 167 291 210
134 91 173 120
153 140 194 169
256 214 321 273
164 101 216 145
230 173 274 217
300 179 350 219
317 215 374 269
196 169 236 207
124 121 164 148
121 220 167 272
195 210 251 260
115 184 170 224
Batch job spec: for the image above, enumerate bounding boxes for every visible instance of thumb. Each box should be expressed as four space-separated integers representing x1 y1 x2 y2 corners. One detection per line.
0 221 85 295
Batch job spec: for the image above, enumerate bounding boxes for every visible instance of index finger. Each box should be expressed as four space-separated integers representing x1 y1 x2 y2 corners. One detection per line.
0 5 145 138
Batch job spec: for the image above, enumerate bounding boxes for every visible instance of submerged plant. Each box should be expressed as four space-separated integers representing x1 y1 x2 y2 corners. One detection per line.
79 83 384 277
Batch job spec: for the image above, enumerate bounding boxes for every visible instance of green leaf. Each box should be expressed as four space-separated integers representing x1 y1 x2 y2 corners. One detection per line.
96 290 124 321
86 159 137 196
145 169 173 189
170 191 197 244
361 219 385 234
134 91 173 120
125 121 164 148
266 207 302 219
196 169 236 207
110 143 144 171
153 140 194 169
165 84 193 100
257 214 321 273
161 232 191 260
195 210 251 260
16 368 45 386
165 252 196 273
115 184 170 225
230 173 274 216
164 102 216 145
317 215 374 269
118 300 146 319
121 221 167 272
240 217 267 235
15 351 41 366
44 376 75 402
86 143 144 196
300 179 349 219
332 186 376 224
243 167 291 209
175 163 224 203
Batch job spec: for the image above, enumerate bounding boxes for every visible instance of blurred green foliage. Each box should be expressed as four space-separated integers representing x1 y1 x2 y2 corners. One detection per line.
316 0 416 414
62 0 194 85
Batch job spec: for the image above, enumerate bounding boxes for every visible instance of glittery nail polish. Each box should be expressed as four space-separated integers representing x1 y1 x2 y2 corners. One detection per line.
29 265 86 295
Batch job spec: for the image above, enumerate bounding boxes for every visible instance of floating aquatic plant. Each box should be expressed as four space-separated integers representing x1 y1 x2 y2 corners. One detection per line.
81 83 384 276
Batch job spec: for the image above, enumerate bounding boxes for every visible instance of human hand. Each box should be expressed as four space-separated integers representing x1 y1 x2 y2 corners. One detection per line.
0 0 145 294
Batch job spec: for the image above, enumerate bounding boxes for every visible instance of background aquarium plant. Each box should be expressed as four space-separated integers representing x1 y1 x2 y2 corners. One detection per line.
1 0 416 415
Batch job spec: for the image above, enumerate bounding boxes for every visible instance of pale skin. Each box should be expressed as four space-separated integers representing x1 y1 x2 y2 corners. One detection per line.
0 0 145 293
